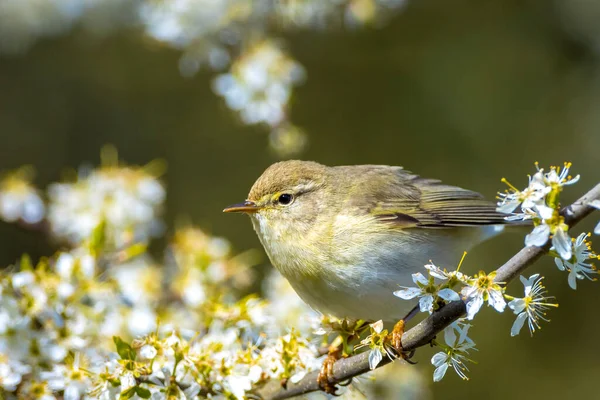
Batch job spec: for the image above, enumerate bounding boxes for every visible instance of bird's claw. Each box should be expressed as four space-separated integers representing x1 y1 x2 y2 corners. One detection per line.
387 319 416 364
317 348 341 395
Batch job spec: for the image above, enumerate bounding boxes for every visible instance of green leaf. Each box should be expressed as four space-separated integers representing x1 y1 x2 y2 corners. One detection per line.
89 219 107 254
135 386 152 399
20 254 33 271
119 387 136 399
113 336 136 360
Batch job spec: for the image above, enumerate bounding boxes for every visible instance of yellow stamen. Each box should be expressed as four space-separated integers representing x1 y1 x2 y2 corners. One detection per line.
501 177 519 192
456 251 468 272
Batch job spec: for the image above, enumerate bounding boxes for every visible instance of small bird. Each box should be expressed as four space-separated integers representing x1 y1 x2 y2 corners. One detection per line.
224 160 513 390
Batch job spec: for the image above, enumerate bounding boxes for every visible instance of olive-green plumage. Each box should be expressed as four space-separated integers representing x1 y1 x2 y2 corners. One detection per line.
225 160 513 322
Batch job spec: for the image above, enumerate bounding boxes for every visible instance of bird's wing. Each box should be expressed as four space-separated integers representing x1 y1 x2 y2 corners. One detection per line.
367 173 507 228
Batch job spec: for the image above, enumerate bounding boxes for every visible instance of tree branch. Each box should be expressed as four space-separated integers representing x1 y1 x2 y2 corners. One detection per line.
256 183 600 400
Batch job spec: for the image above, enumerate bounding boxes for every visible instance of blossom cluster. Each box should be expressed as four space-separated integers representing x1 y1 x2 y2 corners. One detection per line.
0 155 596 395
0 0 407 156
0 153 329 399
390 163 598 382
497 162 579 259
497 163 599 288
212 40 308 156
0 152 434 399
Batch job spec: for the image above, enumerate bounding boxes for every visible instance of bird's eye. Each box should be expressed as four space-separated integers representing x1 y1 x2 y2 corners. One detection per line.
277 193 294 205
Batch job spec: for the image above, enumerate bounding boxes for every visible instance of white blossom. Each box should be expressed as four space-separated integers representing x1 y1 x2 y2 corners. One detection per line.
424 262 470 285
0 360 31 391
554 233 598 290
394 272 460 314
461 271 506 320
497 169 548 216
497 163 578 260
431 321 476 381
361 320 387 370
47 165 165 247
139 345 158 360
525 221 572 261
508 274 558 336
119 372 136 392
544 164 580 187
0 169 45 224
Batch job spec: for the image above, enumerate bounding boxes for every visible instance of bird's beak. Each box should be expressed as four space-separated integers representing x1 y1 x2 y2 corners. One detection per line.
223 200 261 214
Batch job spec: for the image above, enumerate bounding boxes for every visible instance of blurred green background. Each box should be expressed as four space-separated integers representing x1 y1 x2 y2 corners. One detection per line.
1 0 599 399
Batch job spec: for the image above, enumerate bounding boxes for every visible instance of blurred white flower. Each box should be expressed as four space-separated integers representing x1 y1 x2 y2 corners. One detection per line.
127 307 157 337
0 359 31 391
0 168 45 224
54 248 96 280
224 374 252 400
112 257 161 305
139 345 157 360
263 270 320 336
554 232 598 290
48 163 165 247
212 40 305 127
508 274 558 336
269 123 308 157
119 371 136 392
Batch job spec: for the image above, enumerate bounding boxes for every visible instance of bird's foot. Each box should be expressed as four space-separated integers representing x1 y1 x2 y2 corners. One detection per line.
317 346 342 395
391 319 404 356
386 319 416 364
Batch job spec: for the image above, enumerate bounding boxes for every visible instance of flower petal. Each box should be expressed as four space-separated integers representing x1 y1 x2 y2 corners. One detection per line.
412 272 428 286
456 323 473 345
553 229 572 261
461 285 477 298
444 325 457 347
368 349 383 370
438 288 460 302
590 199 600 210
525 224 550 247
488 289 507 313
594 221 600 236
574 232 587 248
431 352 448 367
393 287 422 300
497 200 520 214
419 295 434 313
510 312 528 337
568 269 578 290
425 264 447 280
535 205 554 220
465 294 483 320
433 363 449 382
554 257 566 271
371 320 384 334
521 274 539 297
508 298 526 314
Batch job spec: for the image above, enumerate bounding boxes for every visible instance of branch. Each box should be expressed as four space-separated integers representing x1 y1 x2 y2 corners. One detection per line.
256 183 600 400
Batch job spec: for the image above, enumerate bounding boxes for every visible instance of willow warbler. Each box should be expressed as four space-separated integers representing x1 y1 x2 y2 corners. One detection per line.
224 160 511 323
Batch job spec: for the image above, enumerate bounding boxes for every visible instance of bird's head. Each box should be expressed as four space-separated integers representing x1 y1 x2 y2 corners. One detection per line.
223 160 332 241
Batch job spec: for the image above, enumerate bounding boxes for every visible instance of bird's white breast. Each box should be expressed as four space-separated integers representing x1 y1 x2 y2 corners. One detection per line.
252 212 504 322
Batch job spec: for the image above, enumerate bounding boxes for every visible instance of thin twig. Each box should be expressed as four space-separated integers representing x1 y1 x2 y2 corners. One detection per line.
256 183 600 400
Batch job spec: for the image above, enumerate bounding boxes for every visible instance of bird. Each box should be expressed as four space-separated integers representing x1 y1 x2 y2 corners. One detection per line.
224 160 514 391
